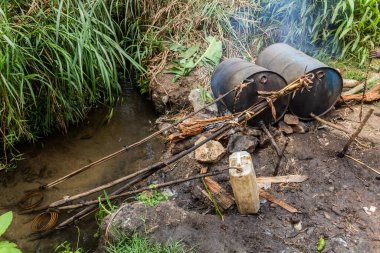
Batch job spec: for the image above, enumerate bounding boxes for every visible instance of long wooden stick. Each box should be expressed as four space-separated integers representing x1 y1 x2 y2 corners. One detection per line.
57 170 227 210
344 154 380 176
337 109 374 157
258 189 300 213
359 59 372 120
310 113 350 134
41 88 238 190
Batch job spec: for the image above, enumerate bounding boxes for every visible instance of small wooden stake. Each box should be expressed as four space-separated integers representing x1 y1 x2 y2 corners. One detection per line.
338 109 374 158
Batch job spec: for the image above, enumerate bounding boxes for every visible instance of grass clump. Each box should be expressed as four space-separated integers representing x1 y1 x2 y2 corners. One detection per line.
55 241 83 253
95 191 119 224
0 0 141 169
106 233 190 253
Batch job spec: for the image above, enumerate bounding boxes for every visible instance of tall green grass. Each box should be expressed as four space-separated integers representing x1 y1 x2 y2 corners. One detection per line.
0 0 142 169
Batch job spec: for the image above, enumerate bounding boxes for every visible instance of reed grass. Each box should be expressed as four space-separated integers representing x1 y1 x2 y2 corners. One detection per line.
0 0 141 169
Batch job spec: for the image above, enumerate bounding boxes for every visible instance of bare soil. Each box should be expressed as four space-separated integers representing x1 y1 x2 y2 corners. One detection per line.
103 104 380 253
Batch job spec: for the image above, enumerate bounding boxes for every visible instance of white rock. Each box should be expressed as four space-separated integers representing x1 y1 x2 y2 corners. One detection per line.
194 136 226 163
294 221 302 231
188 89 218 114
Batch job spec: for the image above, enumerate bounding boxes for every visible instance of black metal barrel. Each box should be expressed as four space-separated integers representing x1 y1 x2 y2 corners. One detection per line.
256 43 343 120
211 58 290 126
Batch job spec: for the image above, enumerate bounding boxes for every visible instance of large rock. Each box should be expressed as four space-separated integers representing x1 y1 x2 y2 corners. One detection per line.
227 133 258 153
194 136 225 163
99 201 275 253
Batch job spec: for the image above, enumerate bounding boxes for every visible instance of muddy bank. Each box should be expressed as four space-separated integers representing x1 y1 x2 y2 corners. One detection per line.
100 102 380 252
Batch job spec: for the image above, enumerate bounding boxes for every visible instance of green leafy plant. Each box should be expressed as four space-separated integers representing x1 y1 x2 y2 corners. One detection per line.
55 241 83 253
95 191 119 224
199 87 214 104
165 36 223 82
0 211 22 253
136 188 168 207
55 226 83 253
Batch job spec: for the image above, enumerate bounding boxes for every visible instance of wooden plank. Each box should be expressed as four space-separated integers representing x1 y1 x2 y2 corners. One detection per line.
256 175 308 185
204 177 235 210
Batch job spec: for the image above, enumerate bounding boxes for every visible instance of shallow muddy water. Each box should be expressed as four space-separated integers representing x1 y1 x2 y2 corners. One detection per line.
0 85 164 252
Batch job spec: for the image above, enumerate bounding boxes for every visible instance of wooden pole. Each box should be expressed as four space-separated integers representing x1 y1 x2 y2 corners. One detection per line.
310 113 350 134
337 109 374 157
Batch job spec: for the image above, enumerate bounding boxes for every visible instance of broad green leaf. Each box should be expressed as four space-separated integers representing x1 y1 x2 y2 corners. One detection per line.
0 212 12 237
0 247 22 253
203 37 222 65
0 242 17 248
169 43 183 51
180 43 200 59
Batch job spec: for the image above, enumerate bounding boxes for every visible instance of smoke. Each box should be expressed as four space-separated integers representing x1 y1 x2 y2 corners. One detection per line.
229 0 340 57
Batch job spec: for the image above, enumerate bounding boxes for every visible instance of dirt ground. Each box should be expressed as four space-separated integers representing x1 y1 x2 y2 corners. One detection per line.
103 104 380 253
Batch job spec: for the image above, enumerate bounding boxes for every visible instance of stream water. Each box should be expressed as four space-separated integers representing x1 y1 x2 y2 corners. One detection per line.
0 85 164 252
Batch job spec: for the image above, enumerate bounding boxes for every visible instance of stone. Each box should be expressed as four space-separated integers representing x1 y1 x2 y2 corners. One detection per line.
278 121 293 135
331 237 349 253
294 221 302 231
227 133 258 153
284 114 299 125
101 201 188 241
245 128 262 137
324 212 331 220
292 122 308 134
188 88 218 114
194 136 226 163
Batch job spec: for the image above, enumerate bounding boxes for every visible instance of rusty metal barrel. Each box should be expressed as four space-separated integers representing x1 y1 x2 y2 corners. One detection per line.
211 58 290 126
256 43 343 120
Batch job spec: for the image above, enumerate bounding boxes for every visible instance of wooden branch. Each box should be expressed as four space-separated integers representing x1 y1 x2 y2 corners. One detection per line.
204 177 235 210
344 154 380 176
47 125 232 209
341 83 380 102
338 109 374 157
259 189 300 213
310 113 350 134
